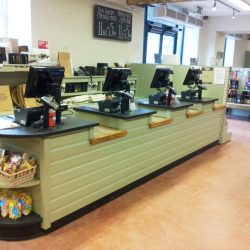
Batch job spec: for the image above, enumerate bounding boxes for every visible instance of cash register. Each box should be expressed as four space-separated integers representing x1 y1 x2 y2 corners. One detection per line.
98 67 132 114
148 68 176 106
181 68 207 100
14 66 65 128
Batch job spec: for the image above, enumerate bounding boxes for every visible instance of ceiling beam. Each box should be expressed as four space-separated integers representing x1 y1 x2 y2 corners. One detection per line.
126 0 199 5
217 0 240 13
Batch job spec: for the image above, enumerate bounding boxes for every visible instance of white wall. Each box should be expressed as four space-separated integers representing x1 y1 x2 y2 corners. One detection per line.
31 0 144 67
233 39 250 67
198 15 250 66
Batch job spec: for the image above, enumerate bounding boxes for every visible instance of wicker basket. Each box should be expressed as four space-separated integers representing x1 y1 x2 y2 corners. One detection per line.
0 166 37 186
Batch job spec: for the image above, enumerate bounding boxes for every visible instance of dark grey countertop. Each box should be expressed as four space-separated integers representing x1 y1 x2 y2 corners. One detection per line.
178 97 218 104
74 106 157 119
0 116 99 138
136 99 193 110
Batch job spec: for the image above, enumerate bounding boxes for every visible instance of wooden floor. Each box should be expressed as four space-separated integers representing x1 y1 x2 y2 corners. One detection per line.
1 117 250 250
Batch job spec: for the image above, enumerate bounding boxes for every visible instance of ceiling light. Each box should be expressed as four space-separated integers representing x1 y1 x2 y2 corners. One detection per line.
212 0 217 11
227 0 250 11
232 9 236 19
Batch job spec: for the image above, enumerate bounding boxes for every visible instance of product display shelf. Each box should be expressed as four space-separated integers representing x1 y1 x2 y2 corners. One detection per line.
226 102 250 111
0 178 40 189
0 139 43 240
0 212 43 241
0 64 29 73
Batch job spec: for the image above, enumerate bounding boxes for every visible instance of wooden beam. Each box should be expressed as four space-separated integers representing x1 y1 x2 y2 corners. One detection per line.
127 0 195 5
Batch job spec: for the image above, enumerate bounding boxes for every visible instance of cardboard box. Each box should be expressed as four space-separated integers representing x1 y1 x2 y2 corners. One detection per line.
0 85 13 112
58 51 73 77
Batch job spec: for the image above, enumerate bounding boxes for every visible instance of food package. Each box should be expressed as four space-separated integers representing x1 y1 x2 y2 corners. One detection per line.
9 199 22 220
0 190 33 220
0 194 10 217
0 149 37 174
19 192 32 215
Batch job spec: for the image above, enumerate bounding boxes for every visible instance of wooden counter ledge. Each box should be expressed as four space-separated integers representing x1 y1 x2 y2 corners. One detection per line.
213 104 225 111
149 116 172 128
186 110 204 118
90 125 127 145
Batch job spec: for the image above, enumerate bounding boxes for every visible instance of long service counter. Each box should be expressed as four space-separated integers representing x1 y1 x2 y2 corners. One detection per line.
0 99 226 240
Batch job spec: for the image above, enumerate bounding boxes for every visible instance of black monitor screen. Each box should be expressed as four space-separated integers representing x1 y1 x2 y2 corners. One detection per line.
183 68 202 85
150 68 173 88
102 67 132 92
25 66 65 98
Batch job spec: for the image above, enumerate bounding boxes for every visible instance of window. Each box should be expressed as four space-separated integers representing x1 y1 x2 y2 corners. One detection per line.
143 21 178 64
224 37 235 67
0 0 7 38
0 0 31 47
143 5 202 65
176 28 183 60
182 26 199 65
146 32 161 63
162 35 175 56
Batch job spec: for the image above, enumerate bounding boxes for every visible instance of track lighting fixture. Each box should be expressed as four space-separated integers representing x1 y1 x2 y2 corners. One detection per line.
212 0 217 11
232 9 235 19
212 0 241 18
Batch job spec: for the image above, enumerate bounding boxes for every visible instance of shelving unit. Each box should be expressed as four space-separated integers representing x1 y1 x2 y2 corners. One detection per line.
0 175 42 240
60 75 139 108
0 134 43 240
61 75 139 98
0 64 29 72
0 178 40 189
226 69 250 118
0 212 43 241
0 65 139 113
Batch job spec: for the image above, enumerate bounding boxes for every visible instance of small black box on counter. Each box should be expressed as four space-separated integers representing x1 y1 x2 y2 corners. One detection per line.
65 82 88 93
8 53 29 64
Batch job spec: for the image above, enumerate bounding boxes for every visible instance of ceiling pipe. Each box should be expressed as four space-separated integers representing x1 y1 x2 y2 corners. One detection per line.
126 0 204 5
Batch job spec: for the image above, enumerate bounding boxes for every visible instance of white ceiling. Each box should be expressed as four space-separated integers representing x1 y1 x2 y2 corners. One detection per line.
167 0 250 17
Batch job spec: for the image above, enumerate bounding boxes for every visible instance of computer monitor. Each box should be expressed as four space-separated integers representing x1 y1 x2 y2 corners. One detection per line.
181 68 206 100
97 63 108 75
102 67 132 92
24 66 65 127
25 66 65 98
150 68 173 88
183 68 202 86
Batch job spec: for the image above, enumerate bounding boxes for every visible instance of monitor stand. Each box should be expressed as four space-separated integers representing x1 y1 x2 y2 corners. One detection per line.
120 96 130 114
98 99 120 113
149 93 166 105
181 82 206 100
149 87 176 106
40 82 62 128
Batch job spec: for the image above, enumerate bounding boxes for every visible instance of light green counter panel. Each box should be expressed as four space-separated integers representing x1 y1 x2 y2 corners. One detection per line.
74 111 151 131
0 107 224 231
49 107 221 224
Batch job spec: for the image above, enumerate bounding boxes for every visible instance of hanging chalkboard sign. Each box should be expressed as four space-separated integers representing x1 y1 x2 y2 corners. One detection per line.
94 5 132 41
